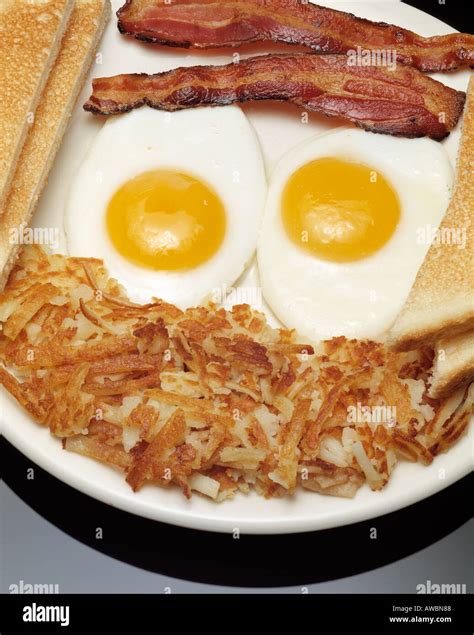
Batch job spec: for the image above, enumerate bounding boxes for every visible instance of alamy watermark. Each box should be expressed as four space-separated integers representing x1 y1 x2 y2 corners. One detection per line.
347 402 397 426
9 580 59 594
416 224 467 249
9 222 60 249
416 580 467 594
22 603 69 627
9 581 68 628
347 46 397 72
211 283 262 308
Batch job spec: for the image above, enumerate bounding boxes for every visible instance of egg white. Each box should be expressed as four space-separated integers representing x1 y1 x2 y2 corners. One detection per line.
65 106 266 307
257 128 454 341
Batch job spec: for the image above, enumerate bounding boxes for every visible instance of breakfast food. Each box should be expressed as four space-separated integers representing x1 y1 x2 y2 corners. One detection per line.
0 0 74 212
430 332 474 399
258 128 453 342
83 53 466 140
65 106 266 307
0 0 111 293
0 0 471 519
0 246 472 501
389 77 474 352
116 0 474 73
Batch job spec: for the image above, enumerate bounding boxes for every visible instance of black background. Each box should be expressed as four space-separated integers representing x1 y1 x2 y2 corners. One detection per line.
402 0 466 32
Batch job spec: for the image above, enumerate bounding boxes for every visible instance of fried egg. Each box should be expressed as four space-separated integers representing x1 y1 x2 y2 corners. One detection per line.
65 106 266 306
258 128 453 341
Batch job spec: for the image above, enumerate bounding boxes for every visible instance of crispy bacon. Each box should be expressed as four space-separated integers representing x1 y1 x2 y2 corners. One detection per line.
116 0 474 73
84 54 465 140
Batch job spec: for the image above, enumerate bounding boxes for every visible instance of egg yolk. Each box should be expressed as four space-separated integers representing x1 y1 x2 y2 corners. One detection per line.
282 158 400 262
106 170 226 270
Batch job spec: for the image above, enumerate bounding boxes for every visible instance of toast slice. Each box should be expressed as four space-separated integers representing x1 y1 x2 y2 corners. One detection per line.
388 76 474 351
0 0 111 291
430 331 474 398
0 0 75 212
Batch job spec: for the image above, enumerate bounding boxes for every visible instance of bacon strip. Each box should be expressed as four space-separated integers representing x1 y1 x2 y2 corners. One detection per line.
84 54 465 140
116 0 474 73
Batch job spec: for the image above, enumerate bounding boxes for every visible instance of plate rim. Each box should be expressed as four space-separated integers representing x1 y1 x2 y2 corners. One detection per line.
2 403 472 534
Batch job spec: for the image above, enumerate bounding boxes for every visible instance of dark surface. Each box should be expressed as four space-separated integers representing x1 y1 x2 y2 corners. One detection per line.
402 0 467 32
3 593 473 633
1 438 472 588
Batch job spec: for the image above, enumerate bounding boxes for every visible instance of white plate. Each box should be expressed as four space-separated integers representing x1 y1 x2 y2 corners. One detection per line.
1 1 472 534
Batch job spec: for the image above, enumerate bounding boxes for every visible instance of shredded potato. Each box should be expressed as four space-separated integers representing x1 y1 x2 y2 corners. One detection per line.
0 246 472 501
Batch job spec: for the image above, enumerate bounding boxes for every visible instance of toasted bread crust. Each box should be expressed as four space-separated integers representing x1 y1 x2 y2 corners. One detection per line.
0 0 75 211
389 76 474 352
430 331 474 398
0 0 111 290
391 307 474 352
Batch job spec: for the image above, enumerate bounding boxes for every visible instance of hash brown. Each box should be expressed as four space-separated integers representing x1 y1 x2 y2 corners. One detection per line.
0 246 471 501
